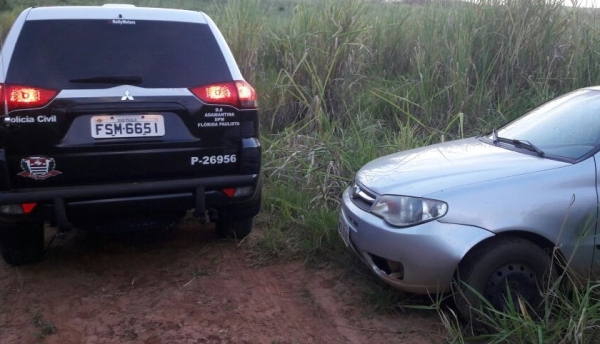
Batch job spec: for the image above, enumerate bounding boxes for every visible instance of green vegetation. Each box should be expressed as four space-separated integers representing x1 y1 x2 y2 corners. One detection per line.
435 263 600 343
5 0 600 341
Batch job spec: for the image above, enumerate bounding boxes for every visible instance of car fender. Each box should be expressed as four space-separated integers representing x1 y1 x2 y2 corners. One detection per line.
431 157 597 275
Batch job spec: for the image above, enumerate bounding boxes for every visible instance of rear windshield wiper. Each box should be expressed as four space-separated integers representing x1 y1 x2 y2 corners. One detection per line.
69 75 143 85
491 129 545 157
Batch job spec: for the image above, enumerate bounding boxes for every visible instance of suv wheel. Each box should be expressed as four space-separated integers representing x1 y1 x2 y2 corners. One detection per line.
215 217 254 239
0 222 45 265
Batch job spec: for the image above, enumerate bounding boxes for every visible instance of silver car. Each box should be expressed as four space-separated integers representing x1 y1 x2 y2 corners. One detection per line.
339 86 600 318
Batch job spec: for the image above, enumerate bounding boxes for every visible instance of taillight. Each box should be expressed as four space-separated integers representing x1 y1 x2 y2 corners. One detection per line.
190 81 257 109
0 83 59 112
222 188 236 198
21 203 37 214
0 203 37 215
222 186 254 198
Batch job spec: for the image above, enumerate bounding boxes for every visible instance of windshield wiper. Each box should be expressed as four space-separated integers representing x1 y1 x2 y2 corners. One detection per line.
69 75 143 85
511 139 545 157
491 131 545 157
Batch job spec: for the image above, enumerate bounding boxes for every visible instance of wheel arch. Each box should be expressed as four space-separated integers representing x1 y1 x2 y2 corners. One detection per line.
454 230 565 279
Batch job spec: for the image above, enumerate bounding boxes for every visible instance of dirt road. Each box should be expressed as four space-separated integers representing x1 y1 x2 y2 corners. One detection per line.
0 222 445 343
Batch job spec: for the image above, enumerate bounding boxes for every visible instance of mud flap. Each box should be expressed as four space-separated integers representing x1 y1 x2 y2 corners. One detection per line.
53 197 73 231
193 185 206 217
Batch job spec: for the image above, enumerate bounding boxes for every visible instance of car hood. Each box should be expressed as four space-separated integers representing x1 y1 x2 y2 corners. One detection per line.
356 137 571 197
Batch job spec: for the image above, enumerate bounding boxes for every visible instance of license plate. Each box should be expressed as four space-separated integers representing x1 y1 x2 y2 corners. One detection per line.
91 114 165 138
338 214 350 247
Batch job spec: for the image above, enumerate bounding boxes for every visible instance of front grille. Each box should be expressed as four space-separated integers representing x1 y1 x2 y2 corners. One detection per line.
349 181 377 211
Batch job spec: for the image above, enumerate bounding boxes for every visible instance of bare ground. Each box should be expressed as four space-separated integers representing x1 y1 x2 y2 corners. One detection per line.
0 222 446 344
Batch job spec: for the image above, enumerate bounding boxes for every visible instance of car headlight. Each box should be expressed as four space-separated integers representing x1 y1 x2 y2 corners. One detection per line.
371 195 448 227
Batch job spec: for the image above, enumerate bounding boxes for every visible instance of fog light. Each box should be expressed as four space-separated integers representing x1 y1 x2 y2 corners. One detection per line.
234 186 254 197
0 204 24 214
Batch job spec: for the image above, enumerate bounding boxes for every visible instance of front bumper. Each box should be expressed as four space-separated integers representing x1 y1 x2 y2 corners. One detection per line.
339 187 493 294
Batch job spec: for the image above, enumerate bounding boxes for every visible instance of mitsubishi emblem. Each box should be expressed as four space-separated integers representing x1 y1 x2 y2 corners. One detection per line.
121 90 134 101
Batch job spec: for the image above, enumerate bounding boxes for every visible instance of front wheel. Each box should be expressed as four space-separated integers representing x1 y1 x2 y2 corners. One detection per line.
215 217 254 239
0 222 45 266
453 237 556 323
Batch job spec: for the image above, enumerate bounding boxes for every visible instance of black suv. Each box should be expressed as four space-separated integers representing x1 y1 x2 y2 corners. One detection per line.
0 5 261 265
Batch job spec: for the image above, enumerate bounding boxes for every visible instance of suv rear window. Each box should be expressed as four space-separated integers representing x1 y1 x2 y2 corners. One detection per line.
6 19 232 89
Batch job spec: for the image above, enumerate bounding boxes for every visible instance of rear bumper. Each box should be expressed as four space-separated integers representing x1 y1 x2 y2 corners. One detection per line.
0 174 261 229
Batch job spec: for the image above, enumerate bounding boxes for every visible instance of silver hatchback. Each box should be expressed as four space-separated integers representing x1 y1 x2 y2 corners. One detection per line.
339 86 600 318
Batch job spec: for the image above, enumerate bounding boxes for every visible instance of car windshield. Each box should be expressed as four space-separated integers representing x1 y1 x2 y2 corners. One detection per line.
490 89 600 160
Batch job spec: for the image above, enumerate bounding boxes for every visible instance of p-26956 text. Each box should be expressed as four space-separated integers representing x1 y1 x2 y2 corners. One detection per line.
190 155 237 165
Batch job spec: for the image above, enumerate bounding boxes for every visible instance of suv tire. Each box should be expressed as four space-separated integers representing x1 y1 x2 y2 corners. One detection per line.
0 222 44 265
216 217 254 239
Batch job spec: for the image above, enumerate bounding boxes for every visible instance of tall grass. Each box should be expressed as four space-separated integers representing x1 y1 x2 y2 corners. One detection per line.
234 0 600 266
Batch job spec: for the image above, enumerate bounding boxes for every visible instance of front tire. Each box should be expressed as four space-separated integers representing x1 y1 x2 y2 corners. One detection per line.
0 222 45 266
454 237 556 323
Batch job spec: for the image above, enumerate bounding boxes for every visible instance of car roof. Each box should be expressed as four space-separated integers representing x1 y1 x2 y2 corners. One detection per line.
23 5 208 23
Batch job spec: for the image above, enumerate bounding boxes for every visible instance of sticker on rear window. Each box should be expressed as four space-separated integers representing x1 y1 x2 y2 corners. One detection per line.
111 19 136 25
18 156 62 180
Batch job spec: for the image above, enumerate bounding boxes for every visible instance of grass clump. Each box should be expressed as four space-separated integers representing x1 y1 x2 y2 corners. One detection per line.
31 311 57 339
438 269 600 344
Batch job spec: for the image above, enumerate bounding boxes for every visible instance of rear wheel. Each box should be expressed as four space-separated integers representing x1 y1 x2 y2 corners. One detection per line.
215 217 254 239
0 222 45 265
214 192 261 240
453 237 556 324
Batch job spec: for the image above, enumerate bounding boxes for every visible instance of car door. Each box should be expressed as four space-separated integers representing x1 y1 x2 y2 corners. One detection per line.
590 152 600 277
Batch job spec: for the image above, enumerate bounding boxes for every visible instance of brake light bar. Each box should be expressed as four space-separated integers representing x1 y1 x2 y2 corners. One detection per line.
0 83 59 112
190 81 257 109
